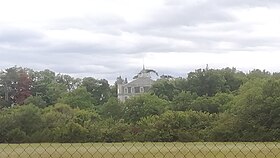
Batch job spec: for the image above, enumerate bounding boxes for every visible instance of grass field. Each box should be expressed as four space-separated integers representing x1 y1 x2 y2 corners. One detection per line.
0 142 279 158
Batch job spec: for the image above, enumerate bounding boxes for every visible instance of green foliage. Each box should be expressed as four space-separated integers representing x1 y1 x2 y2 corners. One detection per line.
58 87 95 109
0 109 14 143
61 121 89 143
0 104 43 143
73 108 99 126
220 67 246 92
191 96 220 113
187 68 226 96
0 98 10 109
56 74 81 91
247 69 271 80
171 91 197 111
99 97 123 119
0 66 32 106
212 93 234 112
82 77 111 105
1 66 280 143
123 94 168 122
89 119 130 142
136 110 215 142
13 104 43 136
31 69 56 104
228 78 280 141
6 128 28 143
45 82 67 105
24 96 47 108
150 79 179 101
40 103 99 142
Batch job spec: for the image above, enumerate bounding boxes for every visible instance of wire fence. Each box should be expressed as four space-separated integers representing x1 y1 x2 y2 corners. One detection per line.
0 142 280 158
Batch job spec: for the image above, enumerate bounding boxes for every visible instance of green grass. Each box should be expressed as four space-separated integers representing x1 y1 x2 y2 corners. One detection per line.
0 142 279 158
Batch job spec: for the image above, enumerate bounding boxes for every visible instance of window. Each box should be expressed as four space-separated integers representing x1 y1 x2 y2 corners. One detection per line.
134 87 140 93
124 88 128 94
128 87 131 93
140 87 144 93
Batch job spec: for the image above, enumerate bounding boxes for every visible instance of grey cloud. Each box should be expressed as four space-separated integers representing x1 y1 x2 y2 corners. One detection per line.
1 0 280 83
213 0 280 8
50 15 126 35
144 3 234 28
41 1 237 55
0 28 44 45
129 0 280 51
0 46 142 77
165 0 280 8
42 34 196 55
47 42 119 54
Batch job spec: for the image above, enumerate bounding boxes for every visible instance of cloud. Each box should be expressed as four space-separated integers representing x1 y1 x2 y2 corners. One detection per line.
50 15 127 35
145 3 234 28
0 28 45 47
1 0 280 84
213 0 280 7
165 0 280 8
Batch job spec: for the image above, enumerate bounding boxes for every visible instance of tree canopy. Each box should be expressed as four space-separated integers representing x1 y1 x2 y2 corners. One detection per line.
0 66 280 143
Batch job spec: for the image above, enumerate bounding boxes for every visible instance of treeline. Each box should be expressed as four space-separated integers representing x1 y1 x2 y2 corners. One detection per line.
1 66 280 143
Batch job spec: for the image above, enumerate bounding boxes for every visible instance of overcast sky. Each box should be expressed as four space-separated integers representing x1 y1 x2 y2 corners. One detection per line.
1 0 280 83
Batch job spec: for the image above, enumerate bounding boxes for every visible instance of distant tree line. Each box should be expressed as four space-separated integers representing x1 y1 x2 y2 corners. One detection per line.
0 66 280 143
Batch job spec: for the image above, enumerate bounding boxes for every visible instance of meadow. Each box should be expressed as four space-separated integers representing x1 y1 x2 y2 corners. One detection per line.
0 142 279 158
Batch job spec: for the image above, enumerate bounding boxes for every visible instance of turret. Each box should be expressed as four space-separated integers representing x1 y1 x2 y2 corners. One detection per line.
116 76 124 95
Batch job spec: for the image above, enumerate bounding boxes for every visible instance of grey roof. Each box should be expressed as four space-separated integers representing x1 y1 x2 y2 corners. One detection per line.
124 77 154 87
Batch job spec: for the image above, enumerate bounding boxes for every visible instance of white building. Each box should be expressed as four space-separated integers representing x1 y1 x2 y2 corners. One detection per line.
117 67 156 101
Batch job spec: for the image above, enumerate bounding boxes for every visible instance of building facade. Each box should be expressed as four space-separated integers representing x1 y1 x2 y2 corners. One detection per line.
117 67 155 101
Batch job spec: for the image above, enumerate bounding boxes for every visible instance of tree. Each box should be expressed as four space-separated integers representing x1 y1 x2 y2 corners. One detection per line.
56 74 81 92
41 103 75 142
0 104 44 142
31 69 57 104
208 112 239 141
45 82 67 105
15 105 43 136
220 67 246 92
230 78 280 141
0 66 20 105
123 94 168 123
24 96 47 108
99 97 123 119
15 70 32 104
89 118 130 142
187 68 226 96
82 77 111 105
171 91 197 111
0 67 33 106
247 69 271 80
58 87 95 109
136 110 215 142
212 92 234 112
150 79 179 101
191 96 220 113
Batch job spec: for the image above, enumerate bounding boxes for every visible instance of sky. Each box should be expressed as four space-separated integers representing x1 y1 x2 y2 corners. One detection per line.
0 0 280 83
